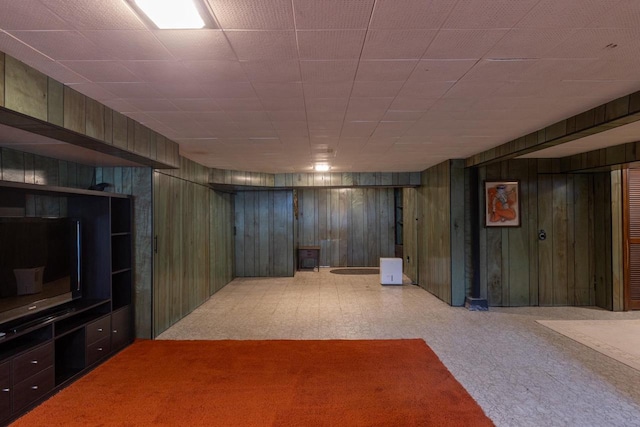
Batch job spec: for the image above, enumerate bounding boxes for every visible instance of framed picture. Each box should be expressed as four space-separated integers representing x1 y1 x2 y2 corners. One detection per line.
484 180 520 227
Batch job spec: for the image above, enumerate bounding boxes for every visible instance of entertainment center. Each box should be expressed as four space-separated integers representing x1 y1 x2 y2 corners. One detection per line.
0 180 134 424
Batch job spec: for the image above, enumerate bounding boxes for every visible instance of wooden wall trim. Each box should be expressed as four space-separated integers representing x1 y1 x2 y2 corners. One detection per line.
466 91 640 168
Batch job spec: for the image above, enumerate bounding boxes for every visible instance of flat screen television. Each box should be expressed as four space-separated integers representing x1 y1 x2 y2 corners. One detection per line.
0 217 81 326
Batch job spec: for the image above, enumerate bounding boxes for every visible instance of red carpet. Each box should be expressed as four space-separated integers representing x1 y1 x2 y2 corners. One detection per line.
12 339 493 426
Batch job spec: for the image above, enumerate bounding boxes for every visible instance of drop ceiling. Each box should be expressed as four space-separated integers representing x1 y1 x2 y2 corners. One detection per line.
1 0 640 173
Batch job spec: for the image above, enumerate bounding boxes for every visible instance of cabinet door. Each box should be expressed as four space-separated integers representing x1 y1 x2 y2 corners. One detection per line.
0 361 12 422
111 306 132 351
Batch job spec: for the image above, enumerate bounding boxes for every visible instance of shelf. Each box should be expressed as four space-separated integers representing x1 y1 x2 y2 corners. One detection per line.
0 180 128 199
111 232 131 237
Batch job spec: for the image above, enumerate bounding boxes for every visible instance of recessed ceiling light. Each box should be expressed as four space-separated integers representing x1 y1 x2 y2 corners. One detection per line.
314 164 331 172
131 0 210 29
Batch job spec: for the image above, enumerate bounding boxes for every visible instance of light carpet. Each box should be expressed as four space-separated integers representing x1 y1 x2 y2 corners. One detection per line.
537 319 640 371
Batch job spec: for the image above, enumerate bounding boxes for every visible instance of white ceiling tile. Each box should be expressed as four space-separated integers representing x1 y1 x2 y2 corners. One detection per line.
546 28 640 60
188 111 230 122
518 0 621 29
154 30 236 60
370 0 457 30
388 98 437 111
277 129 309 138
42 0 146 30
261 97 305 111
355 60 417 81
293 0 375 29
98 82 163 98
297 30 366 60
0 0 70 30
253 82 304 99
351 81 404 97
214 97 264 111
268 110 308 121
443 81 503 99
273 121 308 130
382 111 424 121
362 30 437 60
340 121 378 137
8 30 105 60
303 82 353 98
172 98 221 111
300 60 358 82
120 98 178 111
408 59 477 82
305 98 349 113
423 29 508 59
153 81 218 98
487 29 576 59
226 30 297 60
59 60 139 82
240 60 301 82
306 111 346 122
122 60 187 82
307 120 343 130
181 60 248 82
443 0 540 29
208 82 257 98
397 81 455 99
589 0 640 29
82 30 172 60
208 0 294 29
461 59 534 83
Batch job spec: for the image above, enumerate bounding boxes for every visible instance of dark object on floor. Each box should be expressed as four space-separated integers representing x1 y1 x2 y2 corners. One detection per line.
465 296 489 311
330 268 380 275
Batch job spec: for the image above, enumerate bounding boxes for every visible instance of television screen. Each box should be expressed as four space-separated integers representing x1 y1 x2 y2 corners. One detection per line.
0 217 81 325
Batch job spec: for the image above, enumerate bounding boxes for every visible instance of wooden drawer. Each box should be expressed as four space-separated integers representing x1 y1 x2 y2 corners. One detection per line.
86 316 111 345
13 366 54 413
13 343 53 384
299 250 318 259
86 336 111 366
111 307 131 351
0 361 12 422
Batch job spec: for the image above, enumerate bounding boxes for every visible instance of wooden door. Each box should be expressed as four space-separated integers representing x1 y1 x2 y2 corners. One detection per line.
623 169 640 310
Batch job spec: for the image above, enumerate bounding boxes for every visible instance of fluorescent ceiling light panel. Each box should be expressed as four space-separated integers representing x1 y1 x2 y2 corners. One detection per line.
314 164 331 172
134 0 206 29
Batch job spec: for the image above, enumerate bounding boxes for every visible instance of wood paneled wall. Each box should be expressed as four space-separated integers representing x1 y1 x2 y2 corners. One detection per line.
0 147 94 217
417 160 466 306
152 167 234 337
209 168 421 189
478 159 615 308
234 191 294 277
402 187 418 282
210 190 234 293
296 188 396 267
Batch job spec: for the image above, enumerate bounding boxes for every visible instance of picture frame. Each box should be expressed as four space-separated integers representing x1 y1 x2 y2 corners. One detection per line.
484 180 520 227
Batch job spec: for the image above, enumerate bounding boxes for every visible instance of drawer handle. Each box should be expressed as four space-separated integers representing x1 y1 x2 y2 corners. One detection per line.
2 388 9 392
30 360 38 364
97 347 103 351
97 328 103 332
31 386 38 390
113 329 118 334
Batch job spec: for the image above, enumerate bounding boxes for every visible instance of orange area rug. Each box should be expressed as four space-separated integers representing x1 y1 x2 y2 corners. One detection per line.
12 339 493 426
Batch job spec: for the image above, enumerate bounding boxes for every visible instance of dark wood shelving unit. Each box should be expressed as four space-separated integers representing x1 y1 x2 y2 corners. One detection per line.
0 180 135 425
